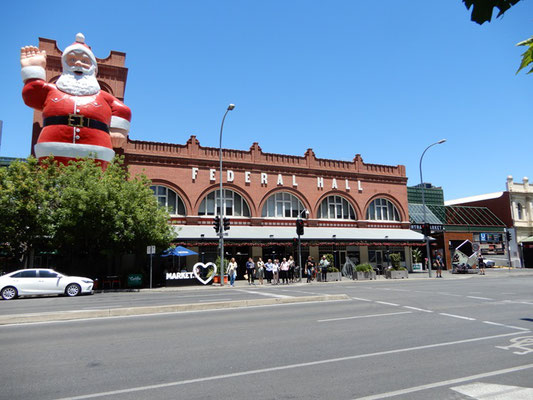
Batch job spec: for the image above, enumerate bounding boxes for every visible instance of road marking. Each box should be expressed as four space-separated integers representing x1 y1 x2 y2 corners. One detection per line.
353 363 533 400
51 332 525 400
467 296 494 300
451 382 533 399
402 306 433 313
502 300 533 306
437 292 462 297
233 289 292 298
483 321 530 332
318 311 412 322
375 301 400 306
439 313 476 321
496 335 533 354
351 297 372 302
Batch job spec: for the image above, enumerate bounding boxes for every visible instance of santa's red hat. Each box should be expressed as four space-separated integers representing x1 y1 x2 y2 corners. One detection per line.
62 33 97 70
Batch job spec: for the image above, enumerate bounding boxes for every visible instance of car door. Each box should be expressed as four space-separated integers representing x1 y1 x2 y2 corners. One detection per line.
15 270 40 294
37 270 63 294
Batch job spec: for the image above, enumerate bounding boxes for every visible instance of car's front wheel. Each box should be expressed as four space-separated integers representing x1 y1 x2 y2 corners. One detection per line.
1 286 18 300
65 283 81 297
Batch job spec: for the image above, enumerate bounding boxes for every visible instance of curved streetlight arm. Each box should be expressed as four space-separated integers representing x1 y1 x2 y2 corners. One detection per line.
419 139 446 277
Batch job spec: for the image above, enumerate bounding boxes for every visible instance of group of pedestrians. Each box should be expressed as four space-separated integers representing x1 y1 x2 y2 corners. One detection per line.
227 256 305 286
304 255 330 282
227 254 336 286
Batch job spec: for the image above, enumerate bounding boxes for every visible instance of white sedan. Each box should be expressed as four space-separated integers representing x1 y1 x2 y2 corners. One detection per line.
0 269 94 300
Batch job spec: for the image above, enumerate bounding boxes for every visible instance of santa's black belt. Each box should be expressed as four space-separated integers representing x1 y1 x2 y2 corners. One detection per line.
43 114 109 134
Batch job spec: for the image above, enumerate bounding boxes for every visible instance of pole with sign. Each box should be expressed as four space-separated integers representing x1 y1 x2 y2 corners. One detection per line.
147 245 155 289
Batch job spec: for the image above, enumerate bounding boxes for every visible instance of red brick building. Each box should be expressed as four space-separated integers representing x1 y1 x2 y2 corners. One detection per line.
121 136 425 276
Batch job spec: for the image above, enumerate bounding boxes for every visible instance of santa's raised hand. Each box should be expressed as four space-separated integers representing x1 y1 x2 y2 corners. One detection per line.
20 46 46 69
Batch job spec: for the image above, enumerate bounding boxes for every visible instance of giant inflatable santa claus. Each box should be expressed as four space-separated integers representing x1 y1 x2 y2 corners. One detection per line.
21 33 131 167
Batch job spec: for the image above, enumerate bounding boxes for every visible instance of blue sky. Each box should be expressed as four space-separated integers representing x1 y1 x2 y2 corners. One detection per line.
1 1 531 200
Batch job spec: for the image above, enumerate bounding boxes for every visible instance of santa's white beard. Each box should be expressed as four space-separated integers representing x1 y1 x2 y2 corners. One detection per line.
56 70 100 96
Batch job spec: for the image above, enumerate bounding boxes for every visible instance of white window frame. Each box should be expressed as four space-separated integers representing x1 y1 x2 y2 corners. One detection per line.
366 198 400 221
150 185 186 216
198 189 250 217
317 195 356 220
261 192 305 218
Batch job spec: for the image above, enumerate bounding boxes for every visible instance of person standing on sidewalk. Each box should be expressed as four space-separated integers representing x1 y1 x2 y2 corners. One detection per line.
246 257 255 285
272 259 280 285
319 255 329 282
477 253 485 275
280 257 290 285
435 253 443 278
265 259 273 283
288 255 295 283
228 258 238 287
255 258 265 285
306 256 315 283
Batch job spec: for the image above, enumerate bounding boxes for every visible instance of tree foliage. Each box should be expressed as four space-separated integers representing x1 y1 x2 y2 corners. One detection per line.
463 0 521 25
0 157 173 269
516 36 533 74
462 1 531 75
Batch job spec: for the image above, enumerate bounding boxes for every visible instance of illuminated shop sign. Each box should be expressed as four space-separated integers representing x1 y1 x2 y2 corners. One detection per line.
166 262 217 285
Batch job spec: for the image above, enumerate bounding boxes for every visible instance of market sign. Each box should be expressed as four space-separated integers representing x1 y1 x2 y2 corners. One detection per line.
166 262 217 285
410 224 445 232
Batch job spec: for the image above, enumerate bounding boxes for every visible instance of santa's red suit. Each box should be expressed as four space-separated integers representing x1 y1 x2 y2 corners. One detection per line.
22 81 131 165
21 33 131 167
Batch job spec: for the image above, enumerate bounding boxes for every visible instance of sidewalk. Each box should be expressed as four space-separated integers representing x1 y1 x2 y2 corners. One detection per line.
146 268 525 292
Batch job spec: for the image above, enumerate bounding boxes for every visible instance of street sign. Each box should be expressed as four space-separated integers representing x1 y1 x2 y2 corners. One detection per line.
147 245 155 255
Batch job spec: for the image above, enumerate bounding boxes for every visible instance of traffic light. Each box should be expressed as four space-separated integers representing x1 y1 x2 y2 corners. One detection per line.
506 231 512 242
296 219 304 236
421 223 431 236
213 216 220 232
223 217 230 231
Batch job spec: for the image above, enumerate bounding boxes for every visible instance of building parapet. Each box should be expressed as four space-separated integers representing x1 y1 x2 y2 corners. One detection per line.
127 135 406 178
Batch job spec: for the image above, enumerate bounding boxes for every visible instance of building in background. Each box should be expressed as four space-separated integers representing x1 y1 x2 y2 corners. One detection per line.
409 183 506 269
447 176 532 268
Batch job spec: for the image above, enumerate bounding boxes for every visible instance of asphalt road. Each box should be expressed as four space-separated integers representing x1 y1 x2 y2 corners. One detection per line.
1 271 533 399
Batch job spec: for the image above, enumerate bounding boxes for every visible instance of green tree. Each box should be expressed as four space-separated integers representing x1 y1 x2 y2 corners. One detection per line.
0 156 173 272
0 157 60 267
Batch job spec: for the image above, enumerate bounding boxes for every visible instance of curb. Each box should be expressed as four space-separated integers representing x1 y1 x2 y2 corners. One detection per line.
0 294 350 326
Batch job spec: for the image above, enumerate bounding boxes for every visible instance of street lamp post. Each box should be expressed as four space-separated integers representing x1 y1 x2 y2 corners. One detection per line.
219 104 235 286
419 139 446 278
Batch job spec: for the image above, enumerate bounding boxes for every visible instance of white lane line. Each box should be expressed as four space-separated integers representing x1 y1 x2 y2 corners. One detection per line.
437 292 462 297
483 321 530 332
402 306 433 313
439 313 476 321
354 363 533 400
467 296 494 300
351 297 372 302
233 289 292 298
51 332 526 400
502 300 533 306
375 301 400 306
318 311 412 322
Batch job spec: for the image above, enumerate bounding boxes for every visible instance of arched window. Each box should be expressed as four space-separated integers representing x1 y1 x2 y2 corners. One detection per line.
198 189 250 217
150 185 186 216
261 192 305 218
517 203 523 220
366 198 400 221
317 195 356 220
